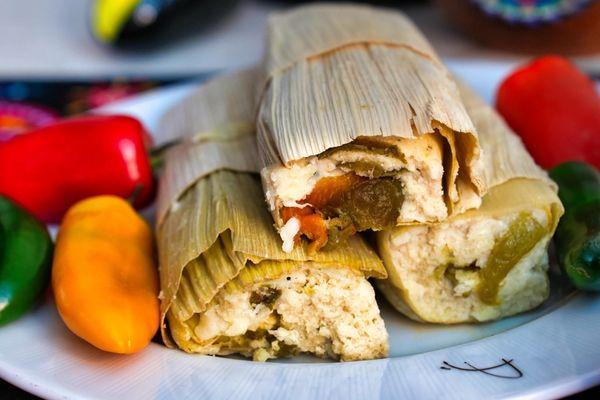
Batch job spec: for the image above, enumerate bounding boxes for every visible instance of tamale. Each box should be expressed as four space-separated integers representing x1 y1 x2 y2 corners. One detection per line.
156 66 256 146
256 4 485 253
376 82 564 323
157 69 388 361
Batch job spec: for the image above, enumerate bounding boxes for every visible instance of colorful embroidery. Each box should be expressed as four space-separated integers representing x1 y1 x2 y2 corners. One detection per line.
470 0 593 24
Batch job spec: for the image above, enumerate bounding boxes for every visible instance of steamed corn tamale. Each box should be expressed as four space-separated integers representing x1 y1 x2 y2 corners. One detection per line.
156 69 388 362
256 4 485 253
376 83 564 323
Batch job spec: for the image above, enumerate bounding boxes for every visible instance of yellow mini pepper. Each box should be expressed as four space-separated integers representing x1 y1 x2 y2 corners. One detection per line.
52 195 159 354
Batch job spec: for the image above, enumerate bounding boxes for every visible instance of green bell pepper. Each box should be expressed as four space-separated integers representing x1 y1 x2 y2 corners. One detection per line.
550 162 600 291
0 195 53 325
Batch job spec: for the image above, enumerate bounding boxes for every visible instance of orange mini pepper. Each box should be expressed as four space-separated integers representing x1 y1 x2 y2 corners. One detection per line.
52 195 159 354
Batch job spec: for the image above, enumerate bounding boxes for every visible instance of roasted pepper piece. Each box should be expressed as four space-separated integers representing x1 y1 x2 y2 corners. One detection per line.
477 213 547 304
496 56 600 170
281 206 328 253
0 115 155 223
304 174 365 209
0 195 53 325
550 162 600 291
52 195 159 353
284 173 404 251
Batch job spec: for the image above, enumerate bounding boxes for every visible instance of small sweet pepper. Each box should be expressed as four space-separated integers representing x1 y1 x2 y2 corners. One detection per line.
52 195 159 354
550 162 600 291
0 115 155 223
496 56 600 170
0 195 53 325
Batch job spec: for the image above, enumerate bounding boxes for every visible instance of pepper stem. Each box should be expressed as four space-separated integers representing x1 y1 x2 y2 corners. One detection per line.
128 184 144 206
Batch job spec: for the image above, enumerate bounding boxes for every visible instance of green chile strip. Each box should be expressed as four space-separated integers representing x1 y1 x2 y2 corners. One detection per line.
477 213 547 305
323 178 404 235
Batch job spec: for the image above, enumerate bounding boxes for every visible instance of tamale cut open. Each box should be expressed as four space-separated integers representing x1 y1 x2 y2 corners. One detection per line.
156 69 389 362
256 3 485 253
376 82 564 323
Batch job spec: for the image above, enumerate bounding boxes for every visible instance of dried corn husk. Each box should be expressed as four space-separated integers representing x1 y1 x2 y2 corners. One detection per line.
156 69 386 348
157 68 257 144
257 3 485 217
451 80 563 227
155 68 261 225
457 82 556 192
156 134 259 226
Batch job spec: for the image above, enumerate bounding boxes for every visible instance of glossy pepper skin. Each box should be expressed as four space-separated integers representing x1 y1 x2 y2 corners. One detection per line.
0 195 53 325
0 115 154 223
550 162 600 291
52 195 159 354
496 56 600 170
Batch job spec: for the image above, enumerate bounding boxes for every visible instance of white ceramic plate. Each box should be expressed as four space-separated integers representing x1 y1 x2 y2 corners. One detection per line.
1 65 599 400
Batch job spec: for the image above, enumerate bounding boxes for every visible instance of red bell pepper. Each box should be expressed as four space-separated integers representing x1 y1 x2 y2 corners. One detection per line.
496 55 600 170
0 115 154 223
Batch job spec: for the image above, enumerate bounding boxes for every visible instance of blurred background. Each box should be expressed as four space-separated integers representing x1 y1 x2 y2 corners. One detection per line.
0 0 599 139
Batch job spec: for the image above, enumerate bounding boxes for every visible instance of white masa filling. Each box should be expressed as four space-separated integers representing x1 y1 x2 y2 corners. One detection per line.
380 208 551 323
194 266 388 361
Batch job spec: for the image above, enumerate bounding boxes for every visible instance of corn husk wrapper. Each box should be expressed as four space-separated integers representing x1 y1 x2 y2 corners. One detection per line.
157 69 257 145
452 80 563 237
257 3 485 217
457 82 557 193
156 70 386 348
156 68 261 225
376 82 564 322
156 134 259 226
